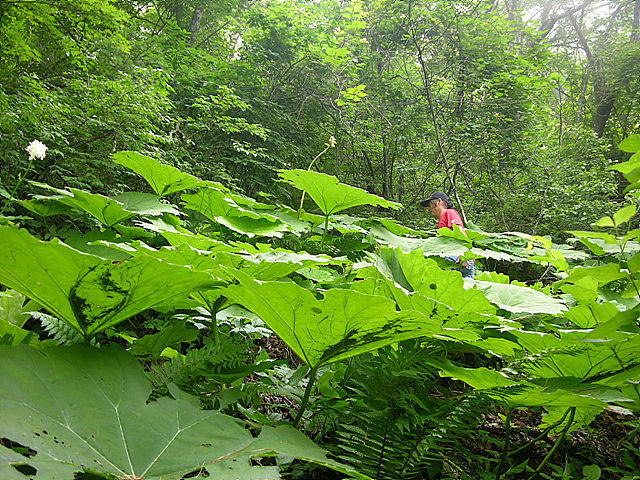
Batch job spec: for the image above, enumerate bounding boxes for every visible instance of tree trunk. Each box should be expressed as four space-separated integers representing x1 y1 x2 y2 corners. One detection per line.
189 6 205 47
593 79 616 138
632 0 640 43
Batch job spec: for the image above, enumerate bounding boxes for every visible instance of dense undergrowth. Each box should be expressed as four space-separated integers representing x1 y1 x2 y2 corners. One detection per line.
1 137 640 480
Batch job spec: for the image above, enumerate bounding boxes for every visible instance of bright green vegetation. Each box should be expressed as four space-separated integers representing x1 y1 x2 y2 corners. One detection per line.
2 1 640 479
1 140 639 479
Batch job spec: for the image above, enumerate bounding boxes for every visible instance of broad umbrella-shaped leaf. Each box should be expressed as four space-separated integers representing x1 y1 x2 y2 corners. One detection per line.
370 225 512 261
568 231 619 245
225 250 340 281
31 183 136 227
0 226 221 338
473 280 567 315
182 188 289 237
216 215 289 238
0 345 369 480
138 217 238 251
278 169 402 215
112 191 181 216
433 361 613 422
511 328 640 400
565 303 619 328
224 271 443 368
393 248 496 315
19 196 75 217
370 225 468 255
555 263 627 288
112 151 210 196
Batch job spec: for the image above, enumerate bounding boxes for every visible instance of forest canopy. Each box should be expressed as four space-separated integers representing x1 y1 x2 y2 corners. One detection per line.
1 0 638 235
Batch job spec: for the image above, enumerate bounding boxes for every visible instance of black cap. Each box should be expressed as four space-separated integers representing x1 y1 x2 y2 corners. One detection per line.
419 191 450 207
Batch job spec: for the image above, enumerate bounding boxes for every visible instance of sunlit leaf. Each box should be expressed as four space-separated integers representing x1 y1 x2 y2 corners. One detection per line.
619 134 640 153
31 183 135 227
474 280 567 315
19 197 75 217
224 271 443 368
278 169 402 215
595 216 615 228
0 226 221 338
182 188 288 237
113 151 208 196
613 204 637 227
112 191 181 216
568 231 619 245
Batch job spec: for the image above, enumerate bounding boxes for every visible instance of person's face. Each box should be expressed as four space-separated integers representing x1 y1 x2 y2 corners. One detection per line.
426 199 441 218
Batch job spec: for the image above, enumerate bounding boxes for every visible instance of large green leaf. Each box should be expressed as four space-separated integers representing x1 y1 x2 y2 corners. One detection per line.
0 345 369 480
473 280 567 315
555 263 627 288
369 225 469 255
112 151 208 196
182 188 289 237
31 183 136 227
370 225 511 261
139 217 238 250
278 169 402 215
393 248 496 315
224 271 443 368
0 226 221 338
513 328 640 388
619 134 640 153
111 191 181 216
18 197 75 218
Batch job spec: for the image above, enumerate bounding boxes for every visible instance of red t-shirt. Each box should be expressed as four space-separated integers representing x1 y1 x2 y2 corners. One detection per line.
438 209 465 233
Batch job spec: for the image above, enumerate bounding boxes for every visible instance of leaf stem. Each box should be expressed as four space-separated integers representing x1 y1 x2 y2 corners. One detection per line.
494 408 512 480
293 365 318 428
507 408 571 458
0 155 35 216
526 407 575 480
298 142 332 219
321 215 329 247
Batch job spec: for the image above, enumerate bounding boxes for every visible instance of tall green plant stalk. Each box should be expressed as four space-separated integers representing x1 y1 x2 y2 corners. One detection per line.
293 366 318 428
526 407 576 480
507 408 572 458
0 140 47 216
297 137 335 219
494 408 512 480
194 294 228 347
321 214 330 247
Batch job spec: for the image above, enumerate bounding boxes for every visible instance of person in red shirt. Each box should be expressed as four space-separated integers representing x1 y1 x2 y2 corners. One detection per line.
420 191 475 278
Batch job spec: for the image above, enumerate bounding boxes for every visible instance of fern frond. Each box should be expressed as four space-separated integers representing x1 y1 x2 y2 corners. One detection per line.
148 336 248 393
33 312 84 345
333 341 490 480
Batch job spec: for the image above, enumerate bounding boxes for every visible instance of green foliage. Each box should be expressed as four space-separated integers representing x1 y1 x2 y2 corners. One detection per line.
3 0 640 472
1 144 640 479
332 342 489 480
279 169 403 217
146 335 284 404
0 344 367 480
0 225 222 340
224 270 443 369
112 151 209 196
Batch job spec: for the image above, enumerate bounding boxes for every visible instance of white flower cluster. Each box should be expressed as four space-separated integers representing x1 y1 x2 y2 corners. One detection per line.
25 139 48 160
